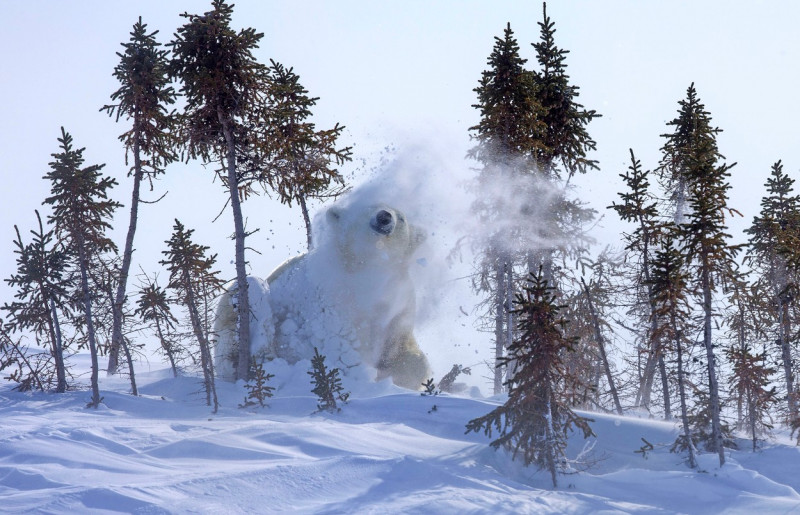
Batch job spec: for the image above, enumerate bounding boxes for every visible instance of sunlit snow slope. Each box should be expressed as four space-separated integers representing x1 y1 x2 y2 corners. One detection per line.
1 356 799 514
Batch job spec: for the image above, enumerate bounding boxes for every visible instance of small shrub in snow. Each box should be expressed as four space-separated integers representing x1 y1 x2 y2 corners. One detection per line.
239 361 275 408
635 438 654 459
671 387 736 456
0 325 50 392
308 347 349 413
438 364 471 393
420 378 438 396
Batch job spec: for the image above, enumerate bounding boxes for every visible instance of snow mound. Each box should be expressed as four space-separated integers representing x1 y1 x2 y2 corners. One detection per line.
1 358 799 514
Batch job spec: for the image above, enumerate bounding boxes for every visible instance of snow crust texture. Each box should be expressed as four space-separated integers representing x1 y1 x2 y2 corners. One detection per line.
1 357 799 514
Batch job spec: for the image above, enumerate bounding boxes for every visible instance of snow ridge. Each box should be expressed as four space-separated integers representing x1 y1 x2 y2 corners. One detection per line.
1 359 799 514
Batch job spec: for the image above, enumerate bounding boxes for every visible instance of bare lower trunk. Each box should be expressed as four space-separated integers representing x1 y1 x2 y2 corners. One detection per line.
701 265 725 466
493 260 506 395
581 278 622 415
658 355 671 419
778 299 797 422
108 124 142 379
639 350 657 410
637 230 661 413
299 194 313 251
504 263 514 384
544 393 558 488
748 389 757 452
185 278 218 412
121 337 138 396
219 108 251 382
541 250 553 287
154 316 178 378
676 329 697 468
78 244 102 408
48 298 67 393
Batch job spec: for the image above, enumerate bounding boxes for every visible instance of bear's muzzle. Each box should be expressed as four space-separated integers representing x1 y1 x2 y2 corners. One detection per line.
370 209 395 235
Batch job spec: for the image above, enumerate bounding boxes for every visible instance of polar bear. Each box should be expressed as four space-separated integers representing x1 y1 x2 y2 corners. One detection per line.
213 203 430 390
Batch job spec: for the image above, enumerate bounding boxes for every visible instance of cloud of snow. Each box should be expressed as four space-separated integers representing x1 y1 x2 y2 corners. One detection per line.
307 135 589 389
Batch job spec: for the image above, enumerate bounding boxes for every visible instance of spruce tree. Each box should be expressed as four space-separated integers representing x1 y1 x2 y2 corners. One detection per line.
469 23 546 167
660 84 739 466
101 17 178 376
2 211 71 392
161 219 225 412
531 2 600 180
308 347 349 413
257 60 352 250
726 343 777 452
649 231 697 468
134 278 181 378
744 161 800 424
240 361 275 408
466 270 593 488
609 150 669 414
558 253 622 413
468 9 598 394
657 84 723 225
469 22 550 394
169 0 267 381
43 128 120 408
579 273 623 415
437 364 471 394
526 1 600 290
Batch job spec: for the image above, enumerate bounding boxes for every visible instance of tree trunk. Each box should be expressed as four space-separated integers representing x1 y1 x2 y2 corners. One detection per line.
544 393 559 488
299 194 313 251
108 121 143 378
121 337 138 396
49 298 67 393
637 229 663 415
639 350 657 411
154 316 178 378
504 263 515 384
493 259 506 395
778 298 797 422
674 176 688 225
541 250 554 287
676 328 697 468
219 107 251 382
581 278 622 415
184 275 218 412
658 355 672 419
78 242 102 408
701 262 725 466
748 389 757 452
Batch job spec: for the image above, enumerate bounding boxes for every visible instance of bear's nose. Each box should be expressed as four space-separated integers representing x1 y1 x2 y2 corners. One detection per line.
371 209 395 235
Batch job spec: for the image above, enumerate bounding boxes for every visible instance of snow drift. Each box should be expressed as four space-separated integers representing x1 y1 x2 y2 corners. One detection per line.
1 355 799 514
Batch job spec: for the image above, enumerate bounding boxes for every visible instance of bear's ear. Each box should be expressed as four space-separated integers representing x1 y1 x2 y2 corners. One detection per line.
326 207 342 224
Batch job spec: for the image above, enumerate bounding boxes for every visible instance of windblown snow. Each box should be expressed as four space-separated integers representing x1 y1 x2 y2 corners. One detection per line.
1 354 799 514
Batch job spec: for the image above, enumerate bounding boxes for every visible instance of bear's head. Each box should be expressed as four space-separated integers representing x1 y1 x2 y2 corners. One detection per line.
324 204 425 273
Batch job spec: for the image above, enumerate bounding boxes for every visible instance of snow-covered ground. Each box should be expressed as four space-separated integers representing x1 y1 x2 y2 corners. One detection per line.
1 355 799 514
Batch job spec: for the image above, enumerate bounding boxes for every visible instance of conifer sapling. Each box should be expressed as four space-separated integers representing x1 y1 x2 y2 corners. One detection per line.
308 347 349 413
240 361 275 408
421 378 438 396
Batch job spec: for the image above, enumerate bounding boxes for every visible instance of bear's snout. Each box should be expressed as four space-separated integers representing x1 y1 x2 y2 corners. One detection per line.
371 209 395 235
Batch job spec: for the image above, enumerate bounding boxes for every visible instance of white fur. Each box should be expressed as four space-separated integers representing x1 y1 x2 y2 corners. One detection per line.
213 203 430 389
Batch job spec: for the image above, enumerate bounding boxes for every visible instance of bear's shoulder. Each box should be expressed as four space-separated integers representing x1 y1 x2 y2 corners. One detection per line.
266 254 307 285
